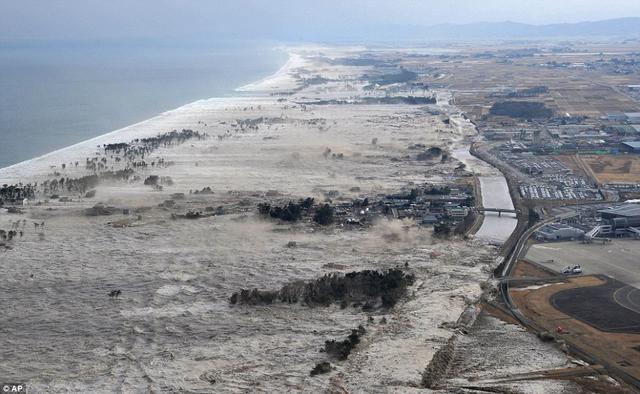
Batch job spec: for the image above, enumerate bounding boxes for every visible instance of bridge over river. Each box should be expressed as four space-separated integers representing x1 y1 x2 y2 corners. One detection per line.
453 147 518 244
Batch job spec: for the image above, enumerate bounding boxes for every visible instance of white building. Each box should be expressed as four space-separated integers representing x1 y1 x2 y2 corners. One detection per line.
536 223 584 241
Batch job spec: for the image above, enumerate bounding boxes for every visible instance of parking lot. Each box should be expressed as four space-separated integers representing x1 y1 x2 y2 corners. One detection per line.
526 239 640 287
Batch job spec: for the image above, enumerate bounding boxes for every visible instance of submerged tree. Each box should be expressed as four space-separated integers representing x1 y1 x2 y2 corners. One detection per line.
313 204 334 225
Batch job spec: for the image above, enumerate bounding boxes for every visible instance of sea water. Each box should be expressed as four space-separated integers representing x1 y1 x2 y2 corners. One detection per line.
0 39 287 169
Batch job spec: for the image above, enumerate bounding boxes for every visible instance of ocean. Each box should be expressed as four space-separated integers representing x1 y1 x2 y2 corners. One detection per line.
0 39 287 169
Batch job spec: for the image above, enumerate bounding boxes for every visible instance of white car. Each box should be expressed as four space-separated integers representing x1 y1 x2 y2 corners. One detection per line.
561 265 582 275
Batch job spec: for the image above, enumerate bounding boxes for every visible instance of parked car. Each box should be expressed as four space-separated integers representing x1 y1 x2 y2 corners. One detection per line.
561 265 582 275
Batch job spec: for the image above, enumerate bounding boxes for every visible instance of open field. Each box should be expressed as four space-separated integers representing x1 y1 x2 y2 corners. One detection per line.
439 61 640 118
417 42 640 118
555 155 590 179
578 155 640 184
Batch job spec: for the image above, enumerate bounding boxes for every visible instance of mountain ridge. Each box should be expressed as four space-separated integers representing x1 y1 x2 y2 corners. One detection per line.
377 17 640 40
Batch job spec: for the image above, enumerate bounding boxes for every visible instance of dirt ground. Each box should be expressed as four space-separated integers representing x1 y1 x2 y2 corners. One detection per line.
426 42 640 119
510 275 640 381
513 259 558 279
577 155 640 184
555 155 591 179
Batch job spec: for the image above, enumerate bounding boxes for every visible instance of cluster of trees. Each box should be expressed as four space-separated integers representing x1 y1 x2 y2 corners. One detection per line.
229 268 415 309
362 96 436 105
407 189 419 201
85 156 110 172
258 201 304 222
310 362 332 376
433 222 452 237
323 325 366 361
303 75 331 86
425 185 451 195
506 86 548 98
0 230 20 241
85 204 117 216
102 142 129 154
313 204 334 225
330 57 388 67
144 175 159 186
258 198 333 225
4 130 204 205
192 186 214 195
230 117 286 134
311 96 436 106
104 129 206 159
416 147 444 161
99 169 136 182
367 67 418 86
489 101 553 119
42 169 135 195
0 183 35 204
143 175 173 187
454 211 478 235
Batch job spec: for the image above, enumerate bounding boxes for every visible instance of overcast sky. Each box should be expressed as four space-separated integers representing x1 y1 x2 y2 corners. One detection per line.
2 0 640 41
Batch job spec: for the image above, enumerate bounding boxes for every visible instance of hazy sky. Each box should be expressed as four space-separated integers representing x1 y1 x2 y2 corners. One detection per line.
2 0 640 41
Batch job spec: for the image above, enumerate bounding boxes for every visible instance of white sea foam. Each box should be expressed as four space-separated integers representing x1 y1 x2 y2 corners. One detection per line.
0 51 302 183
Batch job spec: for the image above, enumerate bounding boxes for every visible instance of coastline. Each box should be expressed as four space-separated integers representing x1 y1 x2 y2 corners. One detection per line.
0 52 298 182
0 45 578 393
235 53 300 92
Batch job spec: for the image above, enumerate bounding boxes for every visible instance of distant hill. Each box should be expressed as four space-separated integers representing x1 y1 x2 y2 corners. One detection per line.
378 18 640 40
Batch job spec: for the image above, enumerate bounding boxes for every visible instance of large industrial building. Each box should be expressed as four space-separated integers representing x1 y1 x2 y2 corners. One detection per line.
536 223 585 241
599 205 640 229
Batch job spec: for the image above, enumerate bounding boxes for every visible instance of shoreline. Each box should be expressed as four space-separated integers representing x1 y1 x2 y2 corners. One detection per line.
0 51 296 177
0 44 578 393
235 53 298 92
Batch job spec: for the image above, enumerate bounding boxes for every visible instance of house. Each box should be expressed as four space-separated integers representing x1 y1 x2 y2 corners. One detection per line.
421 214 440 224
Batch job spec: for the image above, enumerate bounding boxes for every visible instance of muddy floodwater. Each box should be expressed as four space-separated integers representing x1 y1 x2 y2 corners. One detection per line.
451 147 517 244
475 176 517 244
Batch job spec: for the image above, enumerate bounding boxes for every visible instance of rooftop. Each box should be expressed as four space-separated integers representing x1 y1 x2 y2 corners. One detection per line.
622 141 640 149
598 204 640 218
542 223 575 231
